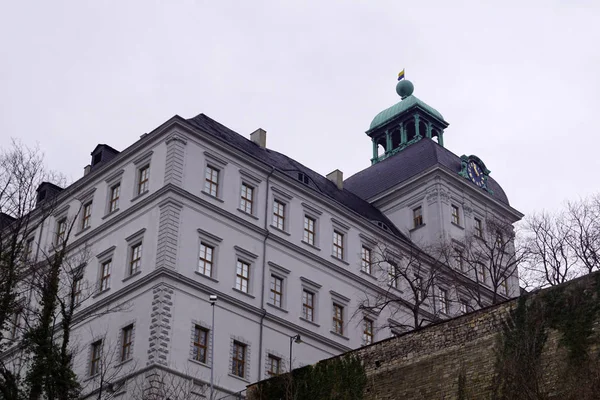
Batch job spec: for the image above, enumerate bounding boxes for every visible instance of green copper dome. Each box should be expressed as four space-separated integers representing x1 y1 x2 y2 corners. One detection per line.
369 94 445 130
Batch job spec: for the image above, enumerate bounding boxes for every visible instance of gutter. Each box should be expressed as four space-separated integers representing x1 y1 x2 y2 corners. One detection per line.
257 167 275 381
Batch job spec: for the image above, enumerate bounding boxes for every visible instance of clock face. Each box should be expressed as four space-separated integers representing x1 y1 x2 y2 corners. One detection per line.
467 161 485 188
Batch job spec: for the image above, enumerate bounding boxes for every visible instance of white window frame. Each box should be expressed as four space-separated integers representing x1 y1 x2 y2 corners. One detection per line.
124 229 145 279
202 151 228 200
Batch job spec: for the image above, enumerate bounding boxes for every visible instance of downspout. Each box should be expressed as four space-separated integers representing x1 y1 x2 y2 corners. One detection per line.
257 167 275 381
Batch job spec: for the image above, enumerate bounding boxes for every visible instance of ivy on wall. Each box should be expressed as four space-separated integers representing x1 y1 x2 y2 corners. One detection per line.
248 354 367 400
492 274 600 399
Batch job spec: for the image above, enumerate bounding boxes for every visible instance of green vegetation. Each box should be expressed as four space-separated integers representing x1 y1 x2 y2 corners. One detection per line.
249 354 367 400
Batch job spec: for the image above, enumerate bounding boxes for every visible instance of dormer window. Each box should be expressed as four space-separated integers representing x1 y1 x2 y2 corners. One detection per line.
93 153 102 166
297 172 309 185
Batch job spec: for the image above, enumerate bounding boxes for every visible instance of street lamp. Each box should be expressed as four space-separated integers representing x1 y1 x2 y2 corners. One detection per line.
209 294 218 400
289 334 302 372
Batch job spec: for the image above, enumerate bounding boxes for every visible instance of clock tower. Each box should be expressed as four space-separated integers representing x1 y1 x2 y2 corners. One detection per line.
344 78 524 295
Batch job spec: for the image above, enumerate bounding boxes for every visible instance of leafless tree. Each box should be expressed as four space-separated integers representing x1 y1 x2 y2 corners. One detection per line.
356 242 445 331
124 365 207 400
439 216 525 308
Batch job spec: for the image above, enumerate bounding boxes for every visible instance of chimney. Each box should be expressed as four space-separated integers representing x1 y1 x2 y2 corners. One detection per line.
250 128 267 149
83 165 91 176
326 169 344 190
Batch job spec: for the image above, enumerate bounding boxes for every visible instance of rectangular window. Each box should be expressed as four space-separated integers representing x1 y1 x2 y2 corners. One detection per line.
272 200 285 230
460 300 468 314
303 216 315 245
455 248 464 272
205 166 219 197
232 341 246 377
267 354 281 376
333 303 344 335
474 218 483 238
438 288 448 314
363 318 374 345
10 310 20 340
121 325 133 362
333 231 344 260
82 202 92 230
138 165 150 195
129 243 142 275
56 218 67 245
100 259 112 291
198 242 214 277
235 260 250 293
451 205 460 225
24 237 34 261
269 275 283 307
389 263 399 289
361 246 372 274
501 276 509 295
192 325 209 364
415 276 423 301
109 184 120 213
476 263 486 284
413 206 423 228
302 290 315 321
90 340 102 376
73 275 83 306
240 183 254 214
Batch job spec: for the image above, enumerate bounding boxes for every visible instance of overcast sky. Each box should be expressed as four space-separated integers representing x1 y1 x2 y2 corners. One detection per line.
1 1 599 218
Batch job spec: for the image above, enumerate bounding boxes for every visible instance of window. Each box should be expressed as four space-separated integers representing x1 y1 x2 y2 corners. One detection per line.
361 246 372 274
476 263 486 284
121 325 133 362
413 206 423 228
235 260 250 293
496 230 503 248
137 165 150 195
198 242 214 277
129 243 142 275
205 166 219 197
239 183 254 214
267 354 281 376
500 276 509 295
109 184 120 213
24 237 34 261
82 202 92 230
460 300 468 314
192 325 209 363
333 231 344 260
363 318 374 345
333 303 344 335
303 216 316 245
389 263 399 289
100 259 112 291
73 275 83 306
269 275 283 307
474 218 483 238
415 276 423 301
232 341 246 377
302 290 315 321
56 218 67 245
455 248 464 272
90 340 102 376
10 310 20 340
272 200 285 230
438 288 449 314
451 205 460 225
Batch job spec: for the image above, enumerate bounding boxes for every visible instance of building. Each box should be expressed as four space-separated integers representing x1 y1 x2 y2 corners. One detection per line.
2 78 523 398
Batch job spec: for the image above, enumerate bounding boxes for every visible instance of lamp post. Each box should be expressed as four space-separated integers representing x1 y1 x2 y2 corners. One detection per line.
209 294 218 400
289 334 301 372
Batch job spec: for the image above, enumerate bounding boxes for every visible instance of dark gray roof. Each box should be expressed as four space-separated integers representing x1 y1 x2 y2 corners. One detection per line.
185 113 411 243
344 138 510 205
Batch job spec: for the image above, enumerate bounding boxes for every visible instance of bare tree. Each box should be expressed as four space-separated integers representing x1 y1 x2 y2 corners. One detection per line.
356 242 445 331
440 216 524 308
124 365 207 400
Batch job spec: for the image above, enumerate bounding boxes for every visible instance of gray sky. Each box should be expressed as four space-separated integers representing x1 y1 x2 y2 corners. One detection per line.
1 1 599 217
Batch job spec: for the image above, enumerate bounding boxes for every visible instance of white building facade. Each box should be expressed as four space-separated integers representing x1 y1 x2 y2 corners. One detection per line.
2 79 523 398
